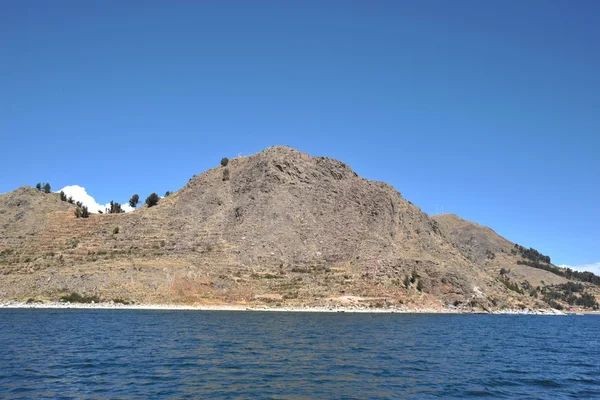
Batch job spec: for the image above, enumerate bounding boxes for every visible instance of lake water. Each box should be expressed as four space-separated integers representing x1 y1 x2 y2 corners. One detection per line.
1 310 599 399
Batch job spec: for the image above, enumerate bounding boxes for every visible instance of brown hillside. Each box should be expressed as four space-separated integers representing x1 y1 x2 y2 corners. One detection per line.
432 214 567 287
0 147 585 310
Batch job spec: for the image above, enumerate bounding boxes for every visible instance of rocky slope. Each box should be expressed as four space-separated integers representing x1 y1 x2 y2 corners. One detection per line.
0 147 596 310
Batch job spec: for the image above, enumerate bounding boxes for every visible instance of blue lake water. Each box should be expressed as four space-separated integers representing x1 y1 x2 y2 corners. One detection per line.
1 310 599 399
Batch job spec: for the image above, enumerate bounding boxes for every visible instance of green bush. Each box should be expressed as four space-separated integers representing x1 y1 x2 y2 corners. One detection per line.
59 191 67 201
146 193 159 207
43 183 51 193
60 292 100 303
113 226 120 234
221 157 229 167
416 279 424 292
129 194 139 208
107 201 123 214
222 168 230 181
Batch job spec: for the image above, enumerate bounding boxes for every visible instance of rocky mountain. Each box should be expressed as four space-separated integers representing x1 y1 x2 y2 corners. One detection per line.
0 146 597 310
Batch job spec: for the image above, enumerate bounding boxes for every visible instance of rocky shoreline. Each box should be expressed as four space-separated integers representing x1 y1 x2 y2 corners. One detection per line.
0 301 567 315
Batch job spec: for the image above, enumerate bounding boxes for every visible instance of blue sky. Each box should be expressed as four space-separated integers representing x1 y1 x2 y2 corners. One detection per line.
1 1 598 269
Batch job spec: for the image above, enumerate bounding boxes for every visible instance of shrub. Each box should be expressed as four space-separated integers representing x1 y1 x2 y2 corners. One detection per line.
108 201 123 214
221 157 229 167
60 292 100 303
113 226 120 234
35 183 42 191
146 193 159 207
410 269 419 284
67 196 74 204
416 279 424 292
59 191 67 201
129 194 139 208
164 191 171 197
74 206 89 218
222 168 230 181
43 183 51 193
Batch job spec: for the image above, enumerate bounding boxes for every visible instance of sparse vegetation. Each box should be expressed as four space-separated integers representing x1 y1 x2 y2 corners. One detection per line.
513 244 551 264
498 276 524 294
74 206 89 218
107 201 124 214
60 292 100 303
410 269 419 284
542 283 598 308
222 168 230 181
113 227 120 234
129 194 139 208
517 259 600 285
146 193 159 207
416 279 424 292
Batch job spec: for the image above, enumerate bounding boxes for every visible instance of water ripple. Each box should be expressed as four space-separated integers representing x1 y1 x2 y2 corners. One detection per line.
1 310 600 399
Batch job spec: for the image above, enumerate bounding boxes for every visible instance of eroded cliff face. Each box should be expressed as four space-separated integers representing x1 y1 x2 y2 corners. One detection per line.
0 147 557 310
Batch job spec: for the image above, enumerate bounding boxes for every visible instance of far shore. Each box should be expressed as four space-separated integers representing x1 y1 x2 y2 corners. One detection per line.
0 301 572 315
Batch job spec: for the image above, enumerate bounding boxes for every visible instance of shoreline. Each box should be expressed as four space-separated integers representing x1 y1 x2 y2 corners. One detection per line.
0 301 568 315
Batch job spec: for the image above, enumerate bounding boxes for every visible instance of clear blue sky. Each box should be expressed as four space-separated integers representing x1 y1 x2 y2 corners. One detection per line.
1 1 598 267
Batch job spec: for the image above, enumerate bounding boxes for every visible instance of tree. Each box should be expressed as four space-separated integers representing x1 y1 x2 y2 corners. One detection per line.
76 201 83 208
129 194 139 208
108 201 123 214
43 183 51 194
164 191 171 197
35 183 42 191
221 157 229 167
146 193 159 207
67 196 74 204
74 206 90 218
59 191 67 201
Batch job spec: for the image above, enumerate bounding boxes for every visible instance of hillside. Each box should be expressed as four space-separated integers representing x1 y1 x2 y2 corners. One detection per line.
0 147 597 311
432 214 568 287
